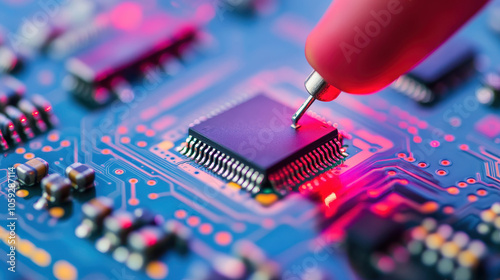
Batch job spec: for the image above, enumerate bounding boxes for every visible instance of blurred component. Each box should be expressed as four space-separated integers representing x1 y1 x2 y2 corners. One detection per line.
4 105 34 139
126 226 173 270
476 202 500 245
234 240 280 280
76 197 114 238
0 75 25 110
345 210 406 279
162 220 191 254
65 162 95 192
16 158 49 187
477 72 500 107
392 38 476 104
212 255 247 280
31 94 58 127
96 209 155 253
0 46 22 74
18 0 98 53
40 173 72 204
0 113 21 145
17 99 48 133
346 212 499 280
65 13 198 106
404 219 497 280
48 13 109 58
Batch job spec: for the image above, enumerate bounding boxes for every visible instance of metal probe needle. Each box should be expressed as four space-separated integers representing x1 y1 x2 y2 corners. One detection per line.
291 96 315 129
291 71 341 129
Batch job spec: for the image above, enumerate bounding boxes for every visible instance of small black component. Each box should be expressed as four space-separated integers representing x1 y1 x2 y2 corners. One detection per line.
41 173 72 204
0 75 25 110
96 209 157 253
0 113 21 145
476 72 500 107
76 197 114 238
126 226 173 270
393 38 476 104
97 211 138 253
17 99 48 133
65 162 95 192
4 105 34 139
133 208 157 226
31 94 58 127
180 95 347 194
65 13 197 106
16 158 49 187
345 210 406 279
163 220 191 254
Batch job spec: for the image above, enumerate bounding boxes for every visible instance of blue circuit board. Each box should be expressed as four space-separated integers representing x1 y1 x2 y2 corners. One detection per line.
1 0 500 279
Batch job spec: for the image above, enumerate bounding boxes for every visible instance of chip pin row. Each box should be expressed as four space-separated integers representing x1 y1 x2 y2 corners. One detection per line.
180 137 263 193
271 140 347 193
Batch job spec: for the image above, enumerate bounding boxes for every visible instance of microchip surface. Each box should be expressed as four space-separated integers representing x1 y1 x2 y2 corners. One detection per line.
180 95 347 194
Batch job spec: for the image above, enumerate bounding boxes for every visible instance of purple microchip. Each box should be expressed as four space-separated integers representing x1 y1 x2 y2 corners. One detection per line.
180 95 347 194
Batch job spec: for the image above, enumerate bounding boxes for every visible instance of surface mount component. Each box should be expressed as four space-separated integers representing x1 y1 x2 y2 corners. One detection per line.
65 13 198 106
17 99 48 133
40 173 72 204
16 158 49 187
0 75 25 110
392 38 476 104
180 95 347 194
4 105 34 139
65 162 95 192
0 113 20 145
76 197 114 238
477 72 500 107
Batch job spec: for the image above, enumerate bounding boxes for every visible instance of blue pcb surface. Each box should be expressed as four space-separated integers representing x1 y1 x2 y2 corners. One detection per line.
1 0 500 279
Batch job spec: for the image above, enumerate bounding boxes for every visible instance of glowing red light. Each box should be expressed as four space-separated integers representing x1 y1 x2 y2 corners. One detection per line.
418 162 427 168
45 106 52 112
20 117 26 123
8 124 14 129
32 111 39 116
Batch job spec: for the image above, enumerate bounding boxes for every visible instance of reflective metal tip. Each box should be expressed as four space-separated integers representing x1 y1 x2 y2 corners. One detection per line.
291 95 316 129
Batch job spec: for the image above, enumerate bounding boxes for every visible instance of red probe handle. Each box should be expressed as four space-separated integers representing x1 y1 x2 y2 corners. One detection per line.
306 0 490 94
